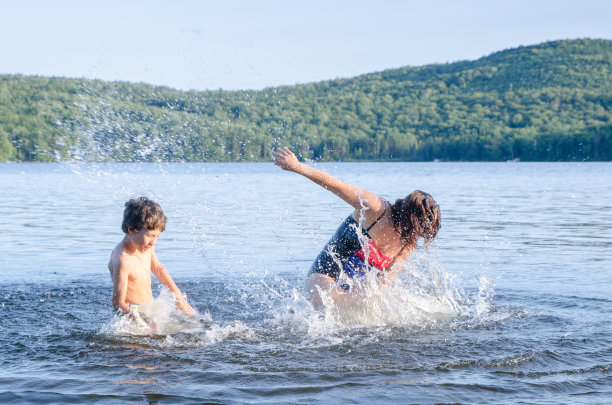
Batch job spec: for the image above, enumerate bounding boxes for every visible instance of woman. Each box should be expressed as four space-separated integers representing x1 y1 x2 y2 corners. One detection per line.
272 147 441 310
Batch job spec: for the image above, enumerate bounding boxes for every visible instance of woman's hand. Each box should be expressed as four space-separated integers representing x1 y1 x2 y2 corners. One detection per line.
272 147 301 172
272 147 384 214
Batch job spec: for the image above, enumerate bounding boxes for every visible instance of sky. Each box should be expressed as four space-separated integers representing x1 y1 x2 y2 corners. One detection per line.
2 0 612 91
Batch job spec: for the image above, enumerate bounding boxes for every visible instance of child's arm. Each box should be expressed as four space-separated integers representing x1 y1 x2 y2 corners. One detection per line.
272 147 386 214
150 250 196 316
111 260 133 316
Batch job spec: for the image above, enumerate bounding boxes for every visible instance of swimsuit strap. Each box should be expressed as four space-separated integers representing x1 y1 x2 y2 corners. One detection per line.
365 201 388 232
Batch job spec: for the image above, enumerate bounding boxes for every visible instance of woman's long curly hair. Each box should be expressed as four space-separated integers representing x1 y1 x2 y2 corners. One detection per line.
390 190 441 252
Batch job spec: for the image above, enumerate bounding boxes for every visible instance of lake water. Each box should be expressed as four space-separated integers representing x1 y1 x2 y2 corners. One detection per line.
0 162 610 404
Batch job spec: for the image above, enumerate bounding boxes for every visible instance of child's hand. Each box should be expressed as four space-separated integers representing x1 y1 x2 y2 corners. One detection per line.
176 296 196 316
272 147 300 172
135 312 159 333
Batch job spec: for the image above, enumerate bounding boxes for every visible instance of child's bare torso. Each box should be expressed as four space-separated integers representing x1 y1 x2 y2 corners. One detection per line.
108 241 154 305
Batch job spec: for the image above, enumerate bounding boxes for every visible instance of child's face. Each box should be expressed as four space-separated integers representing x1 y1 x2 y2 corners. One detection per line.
129 228 162 251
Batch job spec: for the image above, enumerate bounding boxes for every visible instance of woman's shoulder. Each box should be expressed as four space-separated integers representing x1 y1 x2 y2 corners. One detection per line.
366 195 388 214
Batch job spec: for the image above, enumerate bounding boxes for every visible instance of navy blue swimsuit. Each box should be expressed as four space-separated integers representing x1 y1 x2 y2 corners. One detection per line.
309 207 389 281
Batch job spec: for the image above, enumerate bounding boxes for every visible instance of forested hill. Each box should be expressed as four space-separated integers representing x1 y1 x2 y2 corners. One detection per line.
1 38 611 162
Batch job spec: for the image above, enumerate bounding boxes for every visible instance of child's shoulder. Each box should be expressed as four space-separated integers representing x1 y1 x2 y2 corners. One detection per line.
110 240 125 257
109 241 134 267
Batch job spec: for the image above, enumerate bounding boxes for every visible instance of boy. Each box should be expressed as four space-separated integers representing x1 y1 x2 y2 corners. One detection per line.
108 197 195 323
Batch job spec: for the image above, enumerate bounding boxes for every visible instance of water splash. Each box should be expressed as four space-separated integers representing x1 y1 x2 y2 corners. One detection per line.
99 288 207 336
303 261 481 333
97 286 258 349
225 249 498 343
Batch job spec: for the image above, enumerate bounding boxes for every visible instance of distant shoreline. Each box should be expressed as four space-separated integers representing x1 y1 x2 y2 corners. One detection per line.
2 39 611 163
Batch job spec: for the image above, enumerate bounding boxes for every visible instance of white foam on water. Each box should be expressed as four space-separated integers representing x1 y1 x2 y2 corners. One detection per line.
201 320 257 344
140 319 257 349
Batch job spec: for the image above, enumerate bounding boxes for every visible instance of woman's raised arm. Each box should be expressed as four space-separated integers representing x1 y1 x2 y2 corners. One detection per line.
272 147 385 214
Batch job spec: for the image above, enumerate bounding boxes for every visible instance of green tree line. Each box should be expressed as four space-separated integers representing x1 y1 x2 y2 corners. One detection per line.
1 38 611 162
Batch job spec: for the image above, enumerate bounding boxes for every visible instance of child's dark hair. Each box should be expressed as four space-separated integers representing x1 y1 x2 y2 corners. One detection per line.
121 197 167 233
390 190 441 252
